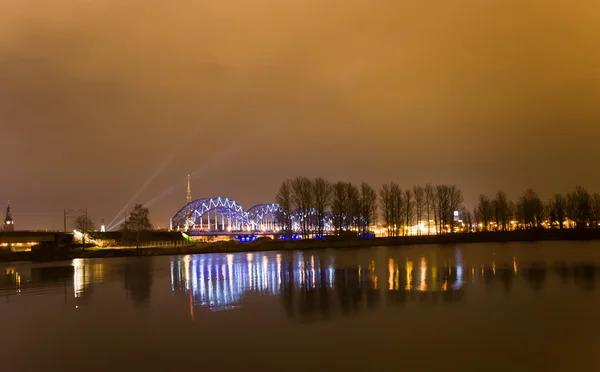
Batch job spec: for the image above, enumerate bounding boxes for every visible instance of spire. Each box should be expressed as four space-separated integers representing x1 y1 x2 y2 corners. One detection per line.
3 200 13 231
186 175 192 203
5 201 11 219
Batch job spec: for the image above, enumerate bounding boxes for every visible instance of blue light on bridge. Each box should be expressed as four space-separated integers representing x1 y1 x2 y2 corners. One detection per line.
280 234 302 241
237 236 258 243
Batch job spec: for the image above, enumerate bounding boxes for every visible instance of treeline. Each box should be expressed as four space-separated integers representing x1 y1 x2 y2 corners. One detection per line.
275 177 377 238
475 186 600 231
275 177 600 236
379 183 463 236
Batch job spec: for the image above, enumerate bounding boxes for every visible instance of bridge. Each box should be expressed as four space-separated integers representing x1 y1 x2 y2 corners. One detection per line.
0 231 73 251
170 197 336 238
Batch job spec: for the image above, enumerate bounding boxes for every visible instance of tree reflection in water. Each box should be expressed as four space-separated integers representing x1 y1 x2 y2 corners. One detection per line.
2 252 600 316
167 252 600 321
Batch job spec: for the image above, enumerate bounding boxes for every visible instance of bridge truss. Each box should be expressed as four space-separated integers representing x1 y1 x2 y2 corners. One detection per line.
170 197 336 235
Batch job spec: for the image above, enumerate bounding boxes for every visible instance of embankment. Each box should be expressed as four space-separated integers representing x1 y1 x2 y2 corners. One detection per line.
2 229 600 263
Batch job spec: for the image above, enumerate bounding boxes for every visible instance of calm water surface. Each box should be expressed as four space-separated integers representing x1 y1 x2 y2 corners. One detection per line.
3 241 600 371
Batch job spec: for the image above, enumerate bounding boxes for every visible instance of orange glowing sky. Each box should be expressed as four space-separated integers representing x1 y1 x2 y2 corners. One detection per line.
1 0 600 229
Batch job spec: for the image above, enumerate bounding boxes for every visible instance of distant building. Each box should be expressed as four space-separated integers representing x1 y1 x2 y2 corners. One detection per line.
3 201 14 232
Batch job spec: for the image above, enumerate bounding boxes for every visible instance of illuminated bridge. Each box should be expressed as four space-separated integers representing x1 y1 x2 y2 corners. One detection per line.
169 197 334 236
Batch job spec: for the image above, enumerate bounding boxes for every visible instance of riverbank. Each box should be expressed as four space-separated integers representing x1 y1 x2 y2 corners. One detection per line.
2 228 600 263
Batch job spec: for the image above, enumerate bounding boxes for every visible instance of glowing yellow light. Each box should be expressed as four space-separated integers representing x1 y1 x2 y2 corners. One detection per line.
419 257 427 292
405 260 413 291
388 258 395 290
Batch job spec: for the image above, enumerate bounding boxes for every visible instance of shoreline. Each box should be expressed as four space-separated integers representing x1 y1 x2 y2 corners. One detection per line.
2 229 600 263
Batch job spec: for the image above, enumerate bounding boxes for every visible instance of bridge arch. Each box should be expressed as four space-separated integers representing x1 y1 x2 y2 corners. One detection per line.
171 197 251 232
247 203 285 232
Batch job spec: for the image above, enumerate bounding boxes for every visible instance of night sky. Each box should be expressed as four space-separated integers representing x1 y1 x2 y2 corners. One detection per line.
2 1 599 230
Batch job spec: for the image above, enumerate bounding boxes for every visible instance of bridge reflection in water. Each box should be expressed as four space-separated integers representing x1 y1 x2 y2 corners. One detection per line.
2 252 599 321
169 251 481 319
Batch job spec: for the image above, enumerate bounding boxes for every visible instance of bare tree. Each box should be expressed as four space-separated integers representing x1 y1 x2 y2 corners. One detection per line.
412 185 425 235
424 183 434 234
313 177 332 236
570 186 592 228
547 194 567 229
123 204 153 249
435 185 451 233
391 183 403 237
275 179 293 235
346 183 361 232
448 186 464 232
379 184 393 236
291 176 314 238
404 189 414 235
74 214 95 232
360 182 378 234
460 206 473 232
591 193 600 229
331 181 348 235
517 189 544 229
493 190 511 231
475 194 493 232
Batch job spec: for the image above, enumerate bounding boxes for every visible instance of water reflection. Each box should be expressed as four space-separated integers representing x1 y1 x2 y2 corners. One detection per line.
167 253 600 322
123 259 153 307
2 251 600 318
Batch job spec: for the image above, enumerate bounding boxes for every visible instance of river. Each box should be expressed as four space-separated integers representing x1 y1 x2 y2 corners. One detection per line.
2 241 600 371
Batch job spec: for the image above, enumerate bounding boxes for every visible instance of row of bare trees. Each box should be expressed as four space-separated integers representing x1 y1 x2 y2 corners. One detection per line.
475 186 600 231
379 184 464 236
275 178 600 236
275 177 377 238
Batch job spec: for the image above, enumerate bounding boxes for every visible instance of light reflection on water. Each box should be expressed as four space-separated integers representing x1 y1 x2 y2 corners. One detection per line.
2 248 600 313
3 243 600 370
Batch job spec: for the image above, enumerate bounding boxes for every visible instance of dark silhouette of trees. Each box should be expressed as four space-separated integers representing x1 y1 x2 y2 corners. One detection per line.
391 183 403 236
403 189 414 235
275 179 293 235
448 186 464 232
424 183 434 234
592 193 600 229
432 185 463 233
547 194 567 229
291 176 314 238
379 184 393 236
331 181 348 235
493 191 511 231
413 185 425 235
461 207 474 232
434 185 449 233
517 189 544 229
274 177 600 237
122 204 153 249
74 214 95 232
568 186 592 228
379 182 405 237
475 194 493 232
360 182 377 234
346 183 361 231
313 178 332 236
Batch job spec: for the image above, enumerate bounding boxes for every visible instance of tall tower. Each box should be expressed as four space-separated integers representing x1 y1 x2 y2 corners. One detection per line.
186 175 192 203
3 201 14 232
